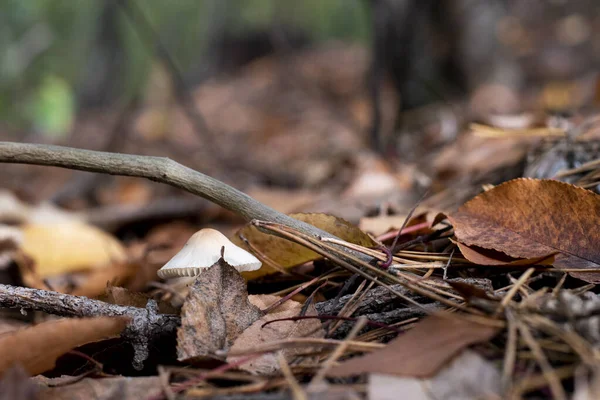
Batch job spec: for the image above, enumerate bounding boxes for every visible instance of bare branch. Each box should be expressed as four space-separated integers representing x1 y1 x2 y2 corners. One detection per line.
0 141 328 238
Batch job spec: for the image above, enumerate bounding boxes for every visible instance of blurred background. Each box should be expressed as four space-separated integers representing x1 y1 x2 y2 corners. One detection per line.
0 0 600 263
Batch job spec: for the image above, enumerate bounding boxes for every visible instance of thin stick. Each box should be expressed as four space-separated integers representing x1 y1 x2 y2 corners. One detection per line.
0 142 336 242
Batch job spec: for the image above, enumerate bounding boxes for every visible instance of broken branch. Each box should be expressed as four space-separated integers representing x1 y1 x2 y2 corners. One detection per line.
0 142 330 239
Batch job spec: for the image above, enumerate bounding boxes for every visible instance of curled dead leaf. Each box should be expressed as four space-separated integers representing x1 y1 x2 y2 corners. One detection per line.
449 179 600 282
177 259 263 361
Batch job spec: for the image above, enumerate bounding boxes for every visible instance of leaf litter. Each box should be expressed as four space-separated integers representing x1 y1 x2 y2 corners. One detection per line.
1 40 600 400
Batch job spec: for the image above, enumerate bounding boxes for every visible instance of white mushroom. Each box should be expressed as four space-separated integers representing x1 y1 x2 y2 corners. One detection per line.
156 228 262 279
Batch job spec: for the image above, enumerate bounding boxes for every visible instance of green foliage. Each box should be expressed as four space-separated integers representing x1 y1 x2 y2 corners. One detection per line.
28 75 74 138
0 0 369 135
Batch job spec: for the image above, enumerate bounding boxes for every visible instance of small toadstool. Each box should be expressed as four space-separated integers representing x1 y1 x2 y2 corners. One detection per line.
157 228 262 279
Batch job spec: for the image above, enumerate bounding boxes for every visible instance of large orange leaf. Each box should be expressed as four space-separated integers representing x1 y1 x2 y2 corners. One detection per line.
449 179 600 282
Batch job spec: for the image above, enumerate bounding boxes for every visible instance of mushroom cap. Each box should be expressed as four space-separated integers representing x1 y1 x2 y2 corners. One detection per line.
157 228 262 279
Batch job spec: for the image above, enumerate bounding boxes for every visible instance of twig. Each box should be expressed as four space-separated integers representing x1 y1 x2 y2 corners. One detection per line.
0 142 334 241
0 283 179 370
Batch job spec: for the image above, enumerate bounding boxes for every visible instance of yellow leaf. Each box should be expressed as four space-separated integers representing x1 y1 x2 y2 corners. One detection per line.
21 222 127 278
232 213 376 280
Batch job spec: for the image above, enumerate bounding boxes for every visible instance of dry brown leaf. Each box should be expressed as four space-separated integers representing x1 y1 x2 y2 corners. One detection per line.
0 317 128 377
227 294 324 375
177 259 263 361
21 222 127 278
328 314 498 378
233 213 376 280
448 179 600 282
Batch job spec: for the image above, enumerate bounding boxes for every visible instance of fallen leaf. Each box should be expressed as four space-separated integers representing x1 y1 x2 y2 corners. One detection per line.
233 213 376 279
21 222 128 278
328 314 499 378
227 294 324 374
448 179 600 282
368 350 502 400
177 259 263 361
0 317 128 376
